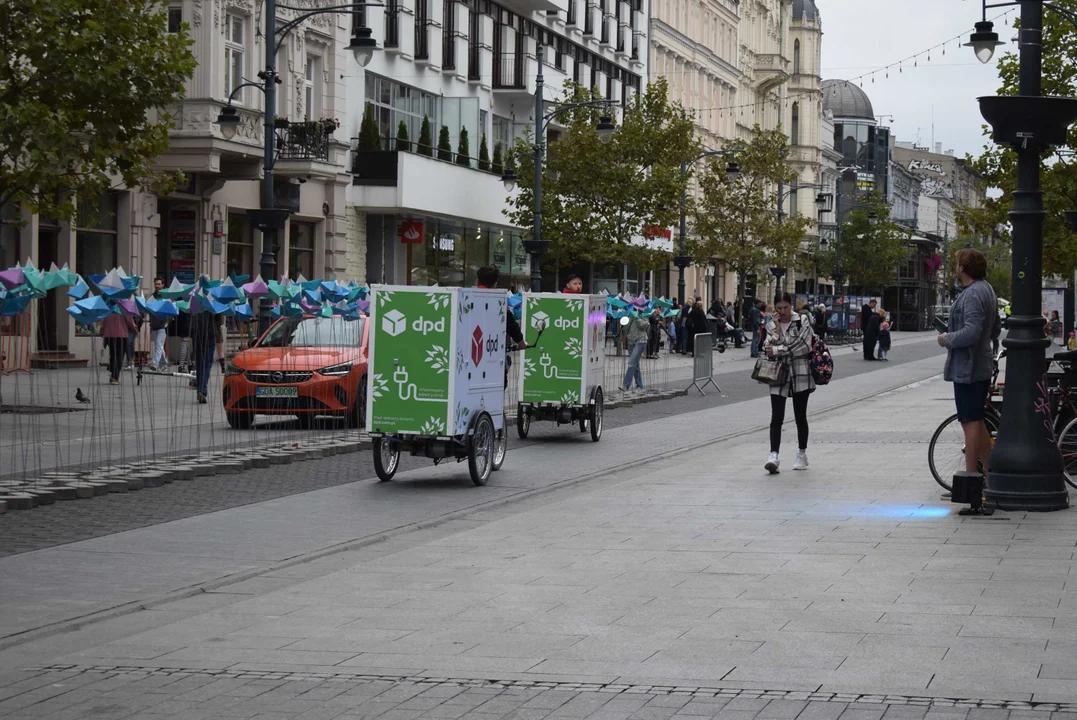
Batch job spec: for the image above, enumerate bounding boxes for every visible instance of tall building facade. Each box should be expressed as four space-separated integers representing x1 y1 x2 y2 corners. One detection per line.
349 0 649 292
4 0 355 363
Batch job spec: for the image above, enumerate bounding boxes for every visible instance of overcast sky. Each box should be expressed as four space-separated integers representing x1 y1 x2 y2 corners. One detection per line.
818 0 1018 160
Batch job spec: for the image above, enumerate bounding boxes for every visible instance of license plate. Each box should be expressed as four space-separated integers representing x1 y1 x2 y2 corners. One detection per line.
255 386 298 398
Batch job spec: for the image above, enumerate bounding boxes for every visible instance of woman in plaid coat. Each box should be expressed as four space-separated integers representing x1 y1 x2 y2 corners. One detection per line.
762 292 816 474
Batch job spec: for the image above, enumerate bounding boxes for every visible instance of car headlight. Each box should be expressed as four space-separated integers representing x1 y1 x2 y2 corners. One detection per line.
225 362 244 376
318 362 353 377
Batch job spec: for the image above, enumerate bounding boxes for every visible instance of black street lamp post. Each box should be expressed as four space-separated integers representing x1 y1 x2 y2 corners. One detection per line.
498 44 615 292
217 2 378 333
675 150 741 305
966 0 1077 511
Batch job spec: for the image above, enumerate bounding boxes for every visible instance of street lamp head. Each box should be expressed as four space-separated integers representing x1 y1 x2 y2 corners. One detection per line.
348 27 378 67
868 211 879 226
501 166 518 193
216 105 240 141
596 116 616 144
814 192 828 207
965 20 1004 64
724 160 741 180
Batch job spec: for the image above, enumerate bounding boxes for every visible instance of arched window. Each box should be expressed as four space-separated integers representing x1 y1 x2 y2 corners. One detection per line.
791 102 800 145
793 39 801 75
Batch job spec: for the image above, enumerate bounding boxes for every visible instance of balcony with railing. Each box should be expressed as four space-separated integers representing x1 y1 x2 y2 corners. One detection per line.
384 0 400 49
276 120 332 162
468 12 482 81
493 50 526 90
442 0 455 69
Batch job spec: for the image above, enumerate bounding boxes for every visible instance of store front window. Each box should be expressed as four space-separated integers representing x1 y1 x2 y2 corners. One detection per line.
75 193 119 279
226 213 254 280
403 217 529 288
289 221 316 280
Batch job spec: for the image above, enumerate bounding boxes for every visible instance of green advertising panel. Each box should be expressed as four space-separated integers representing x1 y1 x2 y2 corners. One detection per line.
521 295 586 405
367 287 454 435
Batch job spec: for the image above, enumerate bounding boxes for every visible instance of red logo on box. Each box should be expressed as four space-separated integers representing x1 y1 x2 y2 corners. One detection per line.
471 326 483 366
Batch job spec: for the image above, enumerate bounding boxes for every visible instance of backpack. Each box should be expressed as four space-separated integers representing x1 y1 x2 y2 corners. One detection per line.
808 331 833 386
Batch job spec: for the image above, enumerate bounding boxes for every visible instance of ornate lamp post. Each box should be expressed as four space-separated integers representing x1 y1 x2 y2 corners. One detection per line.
966 0 1077 510
217 3 379 333
498 44 615 293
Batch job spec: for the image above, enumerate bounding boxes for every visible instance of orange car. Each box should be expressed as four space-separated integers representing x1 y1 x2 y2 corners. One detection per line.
223 314 368 429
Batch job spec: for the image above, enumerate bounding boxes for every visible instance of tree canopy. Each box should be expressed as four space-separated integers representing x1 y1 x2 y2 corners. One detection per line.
815 194 908 294
0 0 196 221
688 126 810 294
959 1 1077 281
503 78 699 271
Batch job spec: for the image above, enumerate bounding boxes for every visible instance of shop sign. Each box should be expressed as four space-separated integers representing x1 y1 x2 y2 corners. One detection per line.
398 220 424 244
435 235 455 252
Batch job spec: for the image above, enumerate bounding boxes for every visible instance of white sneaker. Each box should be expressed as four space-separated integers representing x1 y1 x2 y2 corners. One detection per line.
793 452 809 471
765 452 780 474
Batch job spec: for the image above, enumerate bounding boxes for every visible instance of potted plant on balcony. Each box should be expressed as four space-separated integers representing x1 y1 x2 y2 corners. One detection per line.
478 133 490 172
418 115 433 157
396 120 410 152
437 125 453 162
492 142 503 174
456 127 470 167
320 117 341 136
274 115 290 128
358 106 381 151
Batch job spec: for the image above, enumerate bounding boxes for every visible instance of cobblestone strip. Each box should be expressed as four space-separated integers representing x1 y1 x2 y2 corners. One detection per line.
22 664 1077 713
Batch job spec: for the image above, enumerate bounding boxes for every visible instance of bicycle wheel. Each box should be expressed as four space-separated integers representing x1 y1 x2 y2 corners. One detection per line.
1058 416 1077 490
928 411 1000 491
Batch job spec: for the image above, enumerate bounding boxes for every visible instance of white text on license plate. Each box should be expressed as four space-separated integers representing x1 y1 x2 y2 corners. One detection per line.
256 386 299 398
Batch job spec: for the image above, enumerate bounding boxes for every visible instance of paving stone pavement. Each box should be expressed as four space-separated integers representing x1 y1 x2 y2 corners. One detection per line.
4 365 1077 716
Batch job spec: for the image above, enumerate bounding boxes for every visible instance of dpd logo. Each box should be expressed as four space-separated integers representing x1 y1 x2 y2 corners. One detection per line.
471 326 484 366
554 316 580 330
381 309 446 337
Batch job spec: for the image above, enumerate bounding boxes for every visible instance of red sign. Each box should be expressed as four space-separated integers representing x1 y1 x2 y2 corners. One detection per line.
399 220 424 244
643 225 673 241
471 325 483 366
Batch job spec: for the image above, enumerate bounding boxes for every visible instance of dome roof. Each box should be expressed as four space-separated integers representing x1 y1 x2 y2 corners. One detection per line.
792 0 819 21
822 79 876 121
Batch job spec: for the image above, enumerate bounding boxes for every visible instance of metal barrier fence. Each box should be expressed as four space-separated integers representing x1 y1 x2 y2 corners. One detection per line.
689 333 721 395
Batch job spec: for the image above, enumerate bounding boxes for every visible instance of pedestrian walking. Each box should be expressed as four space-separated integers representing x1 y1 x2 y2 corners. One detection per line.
678 300 692 354
937 248 998 475
861 298 878 360
685 298 709 355
814 303 828 340
621 313 650 391
868 309 883 360
749 299 763 358
101 310 136 385
763 292 816 474
150 277 168 369
190 308 224 404
668 299 680 354
877 320 892 361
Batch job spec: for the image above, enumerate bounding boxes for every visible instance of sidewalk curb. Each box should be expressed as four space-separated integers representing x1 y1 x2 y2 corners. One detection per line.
0 369 945 652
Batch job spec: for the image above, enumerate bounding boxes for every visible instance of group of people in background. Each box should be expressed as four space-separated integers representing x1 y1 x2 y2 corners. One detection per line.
860 298 892 361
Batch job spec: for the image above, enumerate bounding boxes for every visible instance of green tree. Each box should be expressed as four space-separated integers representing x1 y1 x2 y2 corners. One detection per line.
417 115 433 157
478 133 491 172
492 143 503 174
943 237 1013 301
959 2 1077 281
396 120 410 152
814 195 907 294
437 125 453 162
358 105 381 151
504 78 698 271
0 0 196 221
690 126 811 300
456 127 470 167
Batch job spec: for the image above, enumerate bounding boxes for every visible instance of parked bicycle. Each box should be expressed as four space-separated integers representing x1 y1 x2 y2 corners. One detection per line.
928 348 1077 491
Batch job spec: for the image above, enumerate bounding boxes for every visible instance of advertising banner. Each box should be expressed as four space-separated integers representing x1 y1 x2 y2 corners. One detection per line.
520 295 587 405
367 287 454 435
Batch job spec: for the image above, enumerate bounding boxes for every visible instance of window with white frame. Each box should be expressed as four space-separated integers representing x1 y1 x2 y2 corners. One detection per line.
304 55 322 120
167 6 183 33
225 13 246 105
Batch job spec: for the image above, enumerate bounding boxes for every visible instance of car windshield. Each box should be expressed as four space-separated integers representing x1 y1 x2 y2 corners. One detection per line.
258 316 365 348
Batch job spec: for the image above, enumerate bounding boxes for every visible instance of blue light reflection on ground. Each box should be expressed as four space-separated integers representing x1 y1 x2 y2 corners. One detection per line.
865 505 952 518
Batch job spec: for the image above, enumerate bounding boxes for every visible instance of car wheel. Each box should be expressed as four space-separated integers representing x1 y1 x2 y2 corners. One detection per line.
226 411 254 430
347 376 367 430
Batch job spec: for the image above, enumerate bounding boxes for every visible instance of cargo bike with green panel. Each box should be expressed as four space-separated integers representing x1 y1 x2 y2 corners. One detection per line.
516 293 606 441
365 286 510 486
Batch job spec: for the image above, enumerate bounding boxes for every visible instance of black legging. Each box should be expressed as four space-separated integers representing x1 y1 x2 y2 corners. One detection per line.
770 391 810 453
105 337 125 381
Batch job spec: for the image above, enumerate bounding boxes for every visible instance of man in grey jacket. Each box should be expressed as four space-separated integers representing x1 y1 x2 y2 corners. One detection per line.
937 249 998 474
